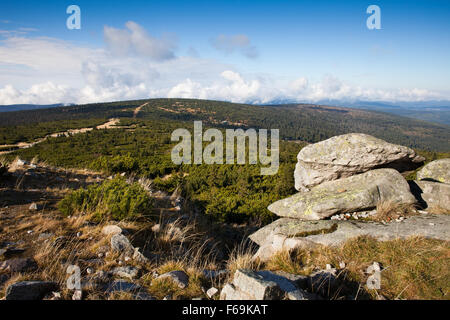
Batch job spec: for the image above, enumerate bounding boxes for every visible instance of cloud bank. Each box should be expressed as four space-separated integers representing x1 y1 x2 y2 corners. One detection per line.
0 22 447 105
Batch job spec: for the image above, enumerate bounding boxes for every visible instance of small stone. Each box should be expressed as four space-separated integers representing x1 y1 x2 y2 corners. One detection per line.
38 233 53 241
72 289 82 300
113 266 139 280
132 248 150 264
51 292 61 300
76 232 82 237
27 230 33 234
206 287 219 299
339 262 346 269
110 234 134 255
86 268 93 274
102 225 122 236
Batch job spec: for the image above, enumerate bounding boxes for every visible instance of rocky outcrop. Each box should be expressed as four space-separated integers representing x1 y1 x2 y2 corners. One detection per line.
294 133 424 191
417 159 450 184
269 169 416 220
251 134 448 262
415 180 450 212
250 215 450 261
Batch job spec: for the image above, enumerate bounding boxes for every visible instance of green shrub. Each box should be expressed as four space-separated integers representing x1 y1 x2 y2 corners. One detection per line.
58 176 153 221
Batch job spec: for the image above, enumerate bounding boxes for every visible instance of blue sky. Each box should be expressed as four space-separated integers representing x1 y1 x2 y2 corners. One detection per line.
0 0 449 104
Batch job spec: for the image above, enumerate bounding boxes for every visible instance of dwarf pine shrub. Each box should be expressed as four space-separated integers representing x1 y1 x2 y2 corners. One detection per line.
58 176 153 221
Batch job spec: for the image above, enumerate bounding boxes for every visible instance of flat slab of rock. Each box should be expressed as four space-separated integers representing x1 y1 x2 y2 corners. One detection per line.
270 169 416 220
417 159 450 184
295 133 424 191
415 180 450 212
220 269 284 300
251 214 450 261
6 281 58 300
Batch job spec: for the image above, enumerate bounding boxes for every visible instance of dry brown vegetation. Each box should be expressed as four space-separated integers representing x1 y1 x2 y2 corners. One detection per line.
265 236 449 300
372 201 419 222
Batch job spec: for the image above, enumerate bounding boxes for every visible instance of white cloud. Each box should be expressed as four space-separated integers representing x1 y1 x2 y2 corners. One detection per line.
211 34 258 59
104 21 176 61
0 22 447 105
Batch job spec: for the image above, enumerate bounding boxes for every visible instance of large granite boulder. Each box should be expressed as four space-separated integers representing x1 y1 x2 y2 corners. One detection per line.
417 159 450 184
269 168 416 220
250 215 450 261
415 180 450 212
294 133 425 191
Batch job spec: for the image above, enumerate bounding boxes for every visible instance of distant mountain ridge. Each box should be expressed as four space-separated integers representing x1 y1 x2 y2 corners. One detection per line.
2 100 449 125
0 103 74 112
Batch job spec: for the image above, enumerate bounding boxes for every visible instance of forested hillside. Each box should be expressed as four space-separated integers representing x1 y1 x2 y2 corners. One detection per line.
1 98 447 151
2 98 449 223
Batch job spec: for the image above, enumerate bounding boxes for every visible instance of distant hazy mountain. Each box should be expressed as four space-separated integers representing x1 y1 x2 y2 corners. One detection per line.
0 104 74 112
2 99 450 126
266 99 450 126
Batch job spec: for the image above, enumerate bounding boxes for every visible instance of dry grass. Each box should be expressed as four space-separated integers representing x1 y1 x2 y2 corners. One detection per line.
265 236 450 300
226 240 261 276
427 206 450 215
372 201 418 222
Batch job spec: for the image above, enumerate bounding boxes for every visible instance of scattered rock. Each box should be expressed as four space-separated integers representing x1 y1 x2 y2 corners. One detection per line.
151 224 161 233
294 133 425 191
417 158 450 184
38 232 53 241
0 258 38 273
206 287 219 299
110 234 134 255
256 270 312 300
113 266 140 280
102 225 122 236
202 269 228 280
220 269 284 300
72 289 82 300
132 248 150 264
5 281 59 300
156 270 189 289
269 169 417 220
